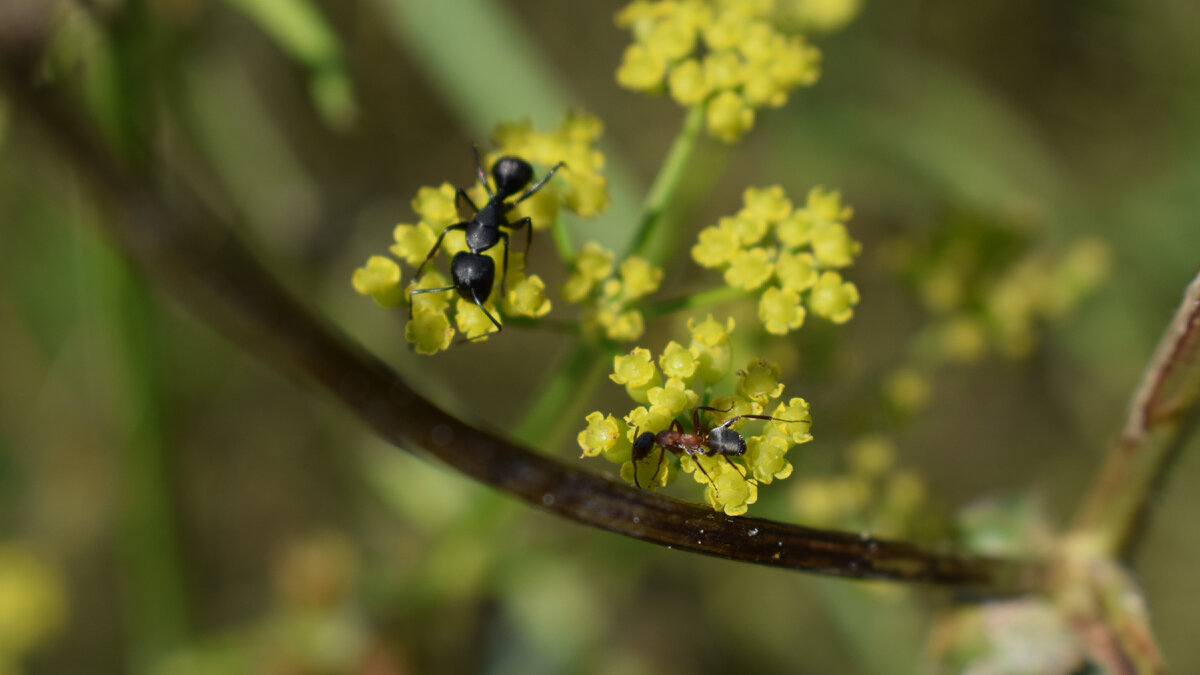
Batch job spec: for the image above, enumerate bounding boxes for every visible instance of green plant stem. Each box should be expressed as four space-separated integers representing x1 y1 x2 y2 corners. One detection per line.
628 105 706 262
642 285 752 318
1069 270 1200 558
549 214 574 263
92 247 189 669
512 340 610 446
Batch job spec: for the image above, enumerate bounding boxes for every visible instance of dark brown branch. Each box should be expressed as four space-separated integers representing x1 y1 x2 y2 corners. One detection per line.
0 43 1045 595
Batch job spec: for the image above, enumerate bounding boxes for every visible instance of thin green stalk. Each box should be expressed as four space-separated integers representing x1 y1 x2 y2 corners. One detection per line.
83 237 188 669
642 285 751 318
513 340 610 446
549 213 575 263
1069 270 1200 558
628 105 706 261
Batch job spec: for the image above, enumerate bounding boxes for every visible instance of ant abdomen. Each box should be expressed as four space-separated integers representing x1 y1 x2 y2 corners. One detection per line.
449 252 495 302
706 426 746 457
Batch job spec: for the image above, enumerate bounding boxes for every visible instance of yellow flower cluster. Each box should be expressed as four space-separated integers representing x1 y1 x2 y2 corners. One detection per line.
790 434 931 539
905 235 1112 362
484 111 612 219
614 0 821 142
564 242 664 341
693 185 861 335
352 115 610 354
579 316 814 515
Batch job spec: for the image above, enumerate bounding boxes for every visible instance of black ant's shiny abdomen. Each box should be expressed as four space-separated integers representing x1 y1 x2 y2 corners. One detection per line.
449 252 495 303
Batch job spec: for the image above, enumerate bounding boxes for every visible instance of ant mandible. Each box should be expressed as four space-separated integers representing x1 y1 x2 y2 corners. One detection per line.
409 146 564 340
631 406 801 495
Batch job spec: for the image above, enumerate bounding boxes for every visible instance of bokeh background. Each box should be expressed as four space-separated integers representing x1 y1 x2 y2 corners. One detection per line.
2 0 1199 672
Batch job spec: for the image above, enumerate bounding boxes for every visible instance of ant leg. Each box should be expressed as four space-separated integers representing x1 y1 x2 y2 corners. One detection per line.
721 455 748 479
408 285 455 321
506 216 535 258
690 454 721 498
471 144 494 198
458 287 502 344
413 222 468 286
455 188 479 218
512 161 566 205
647 446 667 487
498 231 511 297
715 414 802 430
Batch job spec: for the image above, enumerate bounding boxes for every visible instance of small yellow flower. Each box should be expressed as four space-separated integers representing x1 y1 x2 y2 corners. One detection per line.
611 347 661 403
738 358 784 402
644 14 697 60
807 270 859 323
626 405 675 439
411 183 459 229
721 213 769 248
390 223 438 266
745 435 793 483
688 315 735 385
687 314 735 347
408 271 453 316
776 251 819 292
563 242 615 302
659 341 699 380
771 397 813 444
774 211 814 250
579 412 623 458
618 256 664 300
691 223 743 268
741 185 793 223
723 247 775 290
705 90 755 143
405 312 454 354
617 43 668 91
352 256 404 307
758 286 806 335
668 59 710 105
647 378 700 416
604 307 647 341
804 186 853 225
506 275 552 317
454 298 499 340
810 222 861 268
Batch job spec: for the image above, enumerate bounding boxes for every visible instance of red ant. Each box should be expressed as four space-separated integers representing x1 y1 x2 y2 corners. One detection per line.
631 405 801 494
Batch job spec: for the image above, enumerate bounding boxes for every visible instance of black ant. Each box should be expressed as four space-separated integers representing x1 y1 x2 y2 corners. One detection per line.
409 146 564 340
631 406 801 495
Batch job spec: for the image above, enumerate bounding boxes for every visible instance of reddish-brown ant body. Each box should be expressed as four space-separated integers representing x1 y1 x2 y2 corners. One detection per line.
631 405 801 492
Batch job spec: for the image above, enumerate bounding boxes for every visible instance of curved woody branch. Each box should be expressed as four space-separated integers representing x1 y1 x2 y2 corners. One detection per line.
0 43 1043 596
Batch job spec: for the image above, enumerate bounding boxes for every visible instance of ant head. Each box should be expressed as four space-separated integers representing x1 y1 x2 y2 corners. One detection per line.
449 251 495 302
631 430 657 461
491 156 533 197
706 426 746 457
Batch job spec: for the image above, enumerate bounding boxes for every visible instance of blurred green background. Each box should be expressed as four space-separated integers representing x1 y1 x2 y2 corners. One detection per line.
1 0 1199 672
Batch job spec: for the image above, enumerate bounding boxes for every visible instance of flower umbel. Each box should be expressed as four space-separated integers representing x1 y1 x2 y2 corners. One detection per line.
693 185 862 335
615 0 823 142
353 115 611 354
580 317 814 515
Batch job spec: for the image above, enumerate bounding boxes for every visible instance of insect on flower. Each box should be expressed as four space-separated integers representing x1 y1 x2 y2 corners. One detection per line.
410 146 564 340
632 405 801 495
